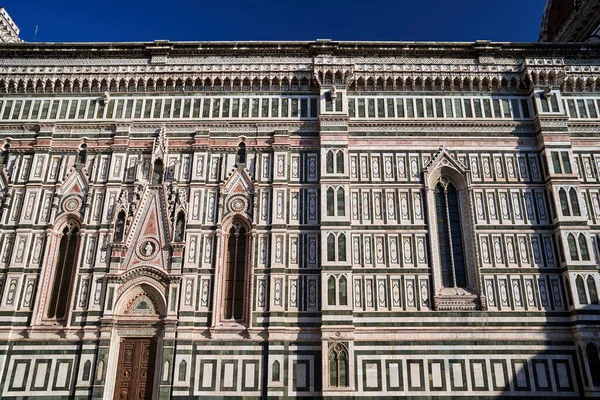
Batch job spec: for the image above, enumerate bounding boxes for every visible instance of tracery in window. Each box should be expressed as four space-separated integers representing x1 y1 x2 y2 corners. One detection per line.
329 343 349 387
223 221 248 320
47 221 80 320
325 149 344 174
435 180 467 288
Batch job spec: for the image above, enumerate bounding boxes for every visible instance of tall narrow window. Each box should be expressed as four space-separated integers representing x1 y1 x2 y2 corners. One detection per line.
561 152 572 174
577 275 588 304
337 188 345 216
152 159 164 184
47 221 79 320
326 150 334 173
272 361 280 382
338 234 346 262
328 276 336 305
551 152 562 174
339 276 347 306
588 276 599 304
579 235 590 261
586 343 600 386
559 189 570 216
224 222 247 320
336 151 344 173
237 142 246 165
570 189 581 216
114 211 126 242
568 234 579 261
327 188 335 217
329 343 349 387
178 360 187 382
435 181 467 288
327 234 335 262
78 143 87 165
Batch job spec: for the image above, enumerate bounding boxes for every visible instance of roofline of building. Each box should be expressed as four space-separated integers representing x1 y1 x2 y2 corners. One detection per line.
0 39 600 58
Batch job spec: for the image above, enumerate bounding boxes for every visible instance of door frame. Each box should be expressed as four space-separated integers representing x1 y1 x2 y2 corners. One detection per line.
104 324 164 400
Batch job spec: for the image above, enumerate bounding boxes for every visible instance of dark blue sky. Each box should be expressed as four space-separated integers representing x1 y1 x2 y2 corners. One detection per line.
3 0 547 43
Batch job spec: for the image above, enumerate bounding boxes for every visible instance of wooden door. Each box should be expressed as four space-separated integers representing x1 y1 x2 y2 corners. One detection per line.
113 338 157 400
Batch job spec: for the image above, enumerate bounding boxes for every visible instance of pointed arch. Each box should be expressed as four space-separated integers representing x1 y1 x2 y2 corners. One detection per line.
272 360 281 382
336 151 344 173
559 188 570 216
579 234 590 261
339 276 348 306
568 233 579 261
587 276 598 304
47 219 81 321
338 233 346 262
327 188 335 217
326 150 334 173
327 234 335 262
569 188 580 216
174 211 186 242
337 188 345 217
223 218 251 321
178 360 187 381
328 276 336 305
329 343 349 387
577 275 588 304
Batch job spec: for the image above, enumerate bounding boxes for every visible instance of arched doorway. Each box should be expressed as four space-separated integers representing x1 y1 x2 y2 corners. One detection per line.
105 282 166 400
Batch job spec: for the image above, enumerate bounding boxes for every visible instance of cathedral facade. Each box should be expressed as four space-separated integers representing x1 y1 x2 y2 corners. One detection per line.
0 7 599 400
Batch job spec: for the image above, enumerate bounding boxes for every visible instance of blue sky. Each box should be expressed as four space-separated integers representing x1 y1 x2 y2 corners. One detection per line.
3 0 547 43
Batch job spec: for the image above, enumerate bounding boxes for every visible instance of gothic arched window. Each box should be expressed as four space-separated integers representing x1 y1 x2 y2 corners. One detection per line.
559 189 570 216
568 233 579 261
327 234 335 262
338 234 346 262
337 188 345 216
339 276 347 306
223 221 247 320
588 276 599 304
336 151 344 173
326 150 334 173
435 180 467 288
577 275 588 305
47 221 80 320
579 234 590 261
272 360 280 382
328 276 336 305
329 343 349 387
570 189 581 216
327 188 335 217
